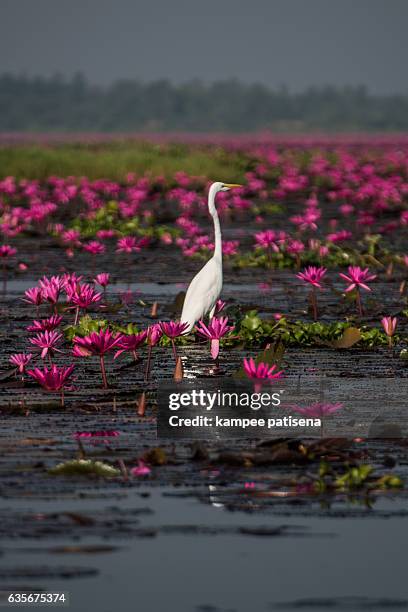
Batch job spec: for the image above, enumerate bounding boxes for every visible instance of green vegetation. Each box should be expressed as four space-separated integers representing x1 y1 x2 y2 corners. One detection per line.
0 141 248 182
315 461 403 492
232 310 401 348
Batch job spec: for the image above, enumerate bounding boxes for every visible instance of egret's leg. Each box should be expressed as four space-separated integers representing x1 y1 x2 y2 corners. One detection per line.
209 305 216 320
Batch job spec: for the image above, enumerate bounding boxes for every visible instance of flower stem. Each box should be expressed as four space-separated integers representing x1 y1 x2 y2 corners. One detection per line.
311 287 318 321
74 306 80 326
100 355 108 388
171 339 177 362
356 288 363 317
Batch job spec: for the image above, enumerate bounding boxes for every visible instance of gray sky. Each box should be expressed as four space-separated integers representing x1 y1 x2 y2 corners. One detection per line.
1 0 407 93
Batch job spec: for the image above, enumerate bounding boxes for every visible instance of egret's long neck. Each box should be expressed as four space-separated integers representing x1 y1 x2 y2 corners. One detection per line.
208 188 222 261
212 209 222 261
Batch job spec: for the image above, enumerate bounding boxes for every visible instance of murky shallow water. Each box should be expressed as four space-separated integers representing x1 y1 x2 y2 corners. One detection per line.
0 263 407 611
1 489 407 612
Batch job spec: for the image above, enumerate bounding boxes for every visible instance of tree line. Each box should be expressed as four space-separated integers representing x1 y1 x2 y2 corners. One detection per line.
1 73 407 132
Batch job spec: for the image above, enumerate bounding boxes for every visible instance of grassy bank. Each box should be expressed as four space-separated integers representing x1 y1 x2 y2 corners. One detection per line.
0 141 248 182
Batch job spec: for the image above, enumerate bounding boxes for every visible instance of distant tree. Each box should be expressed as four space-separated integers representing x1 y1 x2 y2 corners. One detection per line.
0 73 407 132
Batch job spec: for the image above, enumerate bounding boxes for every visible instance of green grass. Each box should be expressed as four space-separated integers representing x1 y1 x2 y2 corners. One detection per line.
0 141 249 182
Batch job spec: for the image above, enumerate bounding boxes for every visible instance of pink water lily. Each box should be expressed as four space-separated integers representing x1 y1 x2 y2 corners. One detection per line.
195 316 234 360
29 330 63 362
26 315 63 333
339 266 376 292
339 266 377 316
67 283 102 324
147 323 163 346
296 265 327 320
130 460 151 477
381 316 397 349
114 330 148 361
296 266 327 289
39 276 63 310
23 287 43 307
94 272 110 288
116 236 142 254
145 323 163 381
0 244 17 258
27 364 75 406
160 321 190 362
72 329 123 388
83 240 105 255
160 321 190 338
9 352 33 375
243 358 283 391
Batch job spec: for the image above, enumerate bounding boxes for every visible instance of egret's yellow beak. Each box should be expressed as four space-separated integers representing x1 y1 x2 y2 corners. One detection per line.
223 183 242 188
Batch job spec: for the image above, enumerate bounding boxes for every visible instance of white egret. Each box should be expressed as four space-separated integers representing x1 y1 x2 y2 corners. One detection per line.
180 181 242 333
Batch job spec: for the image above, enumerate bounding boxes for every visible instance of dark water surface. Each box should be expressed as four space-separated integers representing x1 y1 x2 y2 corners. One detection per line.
1 489 408 612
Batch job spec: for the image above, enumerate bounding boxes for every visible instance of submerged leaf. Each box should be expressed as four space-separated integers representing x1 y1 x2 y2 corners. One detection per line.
330 327 361 349
49 459 120 478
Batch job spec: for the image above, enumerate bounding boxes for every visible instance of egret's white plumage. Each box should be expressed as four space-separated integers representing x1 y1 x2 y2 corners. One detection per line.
181 181 241 332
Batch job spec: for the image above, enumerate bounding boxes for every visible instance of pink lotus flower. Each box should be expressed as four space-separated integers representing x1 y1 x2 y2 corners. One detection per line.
9 352 33 374
243 358 283 391
68 283 102 308
116 236 140 254
339 266 377 316
288 402 343 418
254 230 281 252
61 229 81 246
29 330 63 361
195 316 234 360
130 460 151 477
67 283 102 324
27 364 75 406
243 358 283 381
73 329 123 388
0 244 17 258
62 273 83 293
296 266 327 289
159 321 190 361
72 329 122 357
23 287 43 307
339 266 377 292
381 316 397 349
39 276 63 308
222 240 239 256
94 273 110 288
286 239 305 255
27 315 63 333
147 323 163 346
83 241 106 255
114 330 148 360
145 323 163 381
160 321 190 339
296 266 327 320
381 316 397 336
